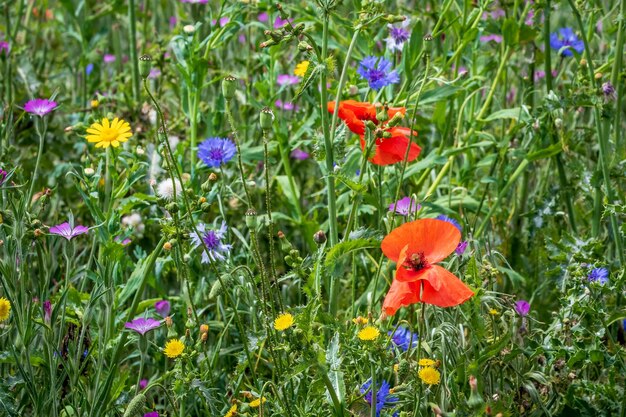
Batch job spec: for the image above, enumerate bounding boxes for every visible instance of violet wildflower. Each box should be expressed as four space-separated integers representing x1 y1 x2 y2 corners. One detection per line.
125 317 161 336
479 34 503 43
139 379 148 390
275 100 298 111
0 168 7 186
601 82 616 101
114 236 132 246
198 137 237 168
360 379 398 417
388 326 418 351
24 99 58 117
190 222 232 264
0 41 9 56
148 68 161 79
587 267 608 285
357 56 400 90
155 300 171 318
435 215 462 232
258 12 269 23
144 412 159 417
549 28 584 57
43 300 52 322
389 196 420 216
181 0 208 3
86 63 94 76
455 241 468 256
514 300 530 316
169 16 177 29
277 74 300 86
290 149 310 160
103 54 116 64
274 16 291 28
49 222 89 240
386 18 411 53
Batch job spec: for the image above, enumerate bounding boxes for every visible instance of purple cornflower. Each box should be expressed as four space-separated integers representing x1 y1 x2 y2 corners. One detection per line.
0 41 9 56
0 168 7 186
103 54 116 64
514 300 530 316
602 82 616 101
455 241 468 256
360 379 398 417
198 137 237 168
190 222 232 264
587 267 609 285
24 99 58 117
388 326 418 351
125 317 161 335
480 34 503 43
290 149 310 160
154 300 171 318
436 215 462 232
277 74 300 86
148 68 161 79
139 379 148 390
258 12 269 23
549 28 584 57
357 56 400 91
144 412 159 417
211 17 230 27
43 300 52 322
115 236 132 246
169 16 177 29
275 100 298 111
49 222 89 240
389 197 420 216
386 18 411 53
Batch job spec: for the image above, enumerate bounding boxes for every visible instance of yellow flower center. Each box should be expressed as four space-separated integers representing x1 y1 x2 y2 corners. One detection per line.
357 326 380 341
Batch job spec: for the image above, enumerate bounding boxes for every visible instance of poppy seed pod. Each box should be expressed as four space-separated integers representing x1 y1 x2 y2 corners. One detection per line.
423 34 434 55
245 208 258 228
259 107 274 131
138 54 152 79
222 75 237 100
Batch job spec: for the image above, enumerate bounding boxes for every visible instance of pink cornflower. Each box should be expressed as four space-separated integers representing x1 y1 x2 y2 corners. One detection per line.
24 99 58 116
49 222 88 240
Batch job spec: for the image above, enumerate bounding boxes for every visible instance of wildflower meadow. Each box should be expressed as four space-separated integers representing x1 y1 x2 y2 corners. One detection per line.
1 0 626 416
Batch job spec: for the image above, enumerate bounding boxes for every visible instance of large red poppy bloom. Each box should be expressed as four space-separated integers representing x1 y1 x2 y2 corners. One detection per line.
327 100 421 166
381 219 474 315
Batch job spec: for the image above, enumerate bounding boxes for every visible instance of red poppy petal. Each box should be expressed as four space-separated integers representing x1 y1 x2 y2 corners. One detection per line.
420 265 474 307
382 279 421 316
381 219 461 263
340 100 376 120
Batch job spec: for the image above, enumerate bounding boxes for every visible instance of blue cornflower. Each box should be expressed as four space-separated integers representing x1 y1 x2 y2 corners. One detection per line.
549 28 584 57
360 379 398 417
435 215 462 232
86 63 94 76
388 326 418 351
198 137 237 168
190 222 232 264
587 267 609 285
386 19 411 53
357 56 400 90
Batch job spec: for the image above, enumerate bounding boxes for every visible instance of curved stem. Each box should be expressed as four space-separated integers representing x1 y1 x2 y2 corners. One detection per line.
27 118 46 209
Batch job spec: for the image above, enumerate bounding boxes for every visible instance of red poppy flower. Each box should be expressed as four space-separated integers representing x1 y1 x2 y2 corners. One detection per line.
381 219 474 315
327 100 420 166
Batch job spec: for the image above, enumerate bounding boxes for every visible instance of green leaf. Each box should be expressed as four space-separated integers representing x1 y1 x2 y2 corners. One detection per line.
325 332 345 405
324 238 380 271
276 175 300 201
526 142 562 161
482 106 530 122
503 18 520 47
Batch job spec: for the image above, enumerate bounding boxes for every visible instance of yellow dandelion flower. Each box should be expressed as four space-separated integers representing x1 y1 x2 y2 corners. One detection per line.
274 313 294 331
352 316 369 325
488 308 499 316
418 358 436 367
357 325 380 341
85 117 132 149
90 99 99 109
294 60 310 77
163 338 185 358
418 366 441 385
0 297 11 322
249 397 267 408
223 404 237 417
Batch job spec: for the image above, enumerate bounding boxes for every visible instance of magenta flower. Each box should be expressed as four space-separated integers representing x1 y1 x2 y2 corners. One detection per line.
180 0 207 3
0 41 9 56
258 12 269 23
389 196 420 216
479 34 503 43
24 99 58 117
49 222 89 240
154 300 171 317
43 300 52 322
103 54 116 64
125 317 161 335
274 16 291 28
169 16 177 29
515 300 530 316
455 241 468 256
275 100 298 111
277 74 300 86
0 168 7 186
144 412 159 417
290 149 309 160
139 379 148 390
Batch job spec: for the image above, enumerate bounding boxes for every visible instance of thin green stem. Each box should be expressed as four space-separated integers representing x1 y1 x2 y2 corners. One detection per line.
27 118 46 210
128 0 140 103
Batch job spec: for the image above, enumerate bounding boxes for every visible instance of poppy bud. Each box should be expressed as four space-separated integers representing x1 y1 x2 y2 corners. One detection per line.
260 107 274 131
382 130 392 139
467 375 484 410
222 75 237 100
138 54 152 79
364 120 377 131
313 230 327 245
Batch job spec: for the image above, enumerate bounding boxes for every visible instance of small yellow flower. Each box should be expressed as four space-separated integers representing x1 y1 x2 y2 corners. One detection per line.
249 397 267 408
90 99 99 109
223 404 237 417
357 325 380 341
352 316 369 325
418 366 441 385
294 60 310 77
274 313 294 331
488 308 499 316
163 338 185 358
393 364 399 373
0 297 11 322
85 117 132 149
418 358 436 367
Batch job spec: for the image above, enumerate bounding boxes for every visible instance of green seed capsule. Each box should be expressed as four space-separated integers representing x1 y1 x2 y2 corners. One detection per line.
138 55 152 79
259 107 274 131
222 75 237 100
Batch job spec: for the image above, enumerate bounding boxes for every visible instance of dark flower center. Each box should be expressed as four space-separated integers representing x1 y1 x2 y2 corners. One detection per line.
202 231 220 249
390 27 409 43
404 252 429 272
208 148 226 161
367 68 386 83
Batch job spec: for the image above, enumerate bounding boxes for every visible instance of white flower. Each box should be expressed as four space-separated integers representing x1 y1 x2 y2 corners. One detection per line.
121 213 145 233
157 178 183 200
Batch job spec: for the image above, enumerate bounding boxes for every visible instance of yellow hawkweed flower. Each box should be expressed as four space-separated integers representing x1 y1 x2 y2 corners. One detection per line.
274 313 294 331
85 117 132 148
418 366 441 385
223 404 237 417
418 358 436 367
249 397 267 408
352 316 369 325
163 338 185 358
488 308 499 316
357 325 380 341
0 297 11 322
90 99 99 109
294 60 310 77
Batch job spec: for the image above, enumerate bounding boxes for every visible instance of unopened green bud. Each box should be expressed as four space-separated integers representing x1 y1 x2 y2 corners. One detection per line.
375 104 389 122
222 75 237 100
382 130 392 139
292 23 305 35
165 202 178 213
364 120 377 131
245 208 258 228
385 15 406 23
123 393 146 417
201 178 212 192
387 111 404 127
201 202 210 212
260 107 274 131
298 41 313 52
138 54 152 79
